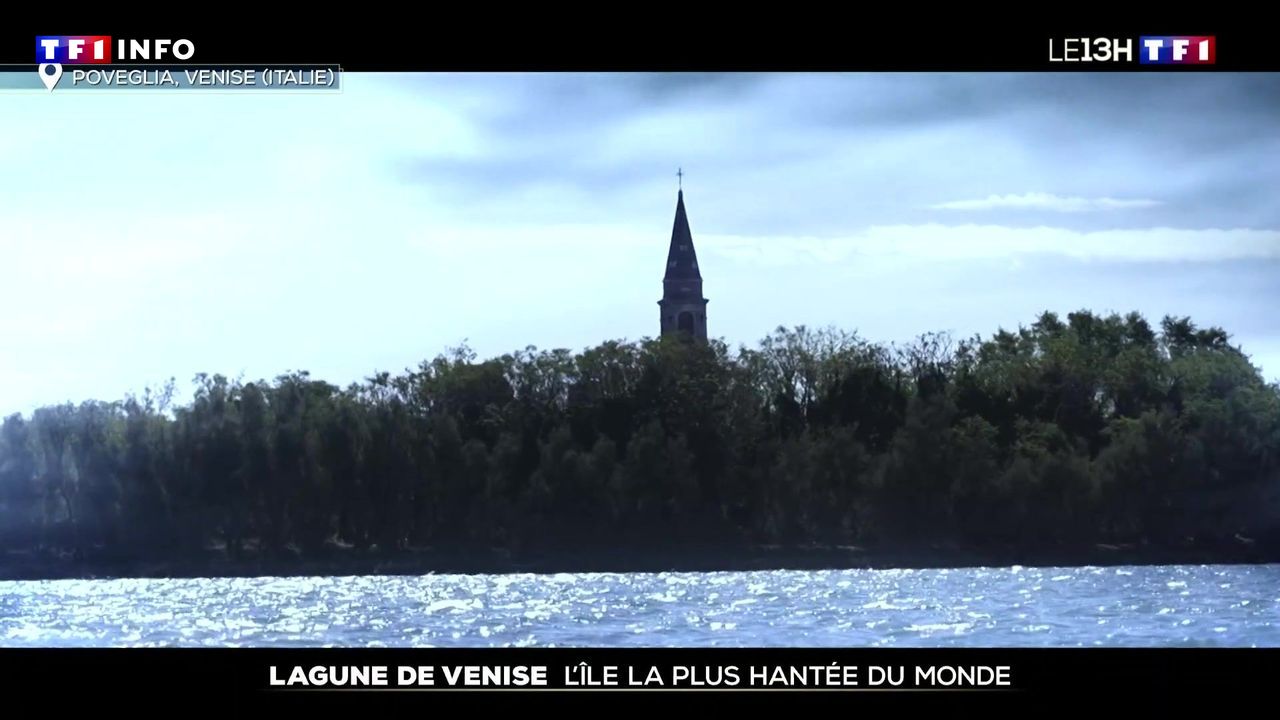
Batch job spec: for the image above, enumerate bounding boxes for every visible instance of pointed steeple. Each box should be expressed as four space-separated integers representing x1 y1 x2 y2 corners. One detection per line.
664 190 702 284
658 186 709 341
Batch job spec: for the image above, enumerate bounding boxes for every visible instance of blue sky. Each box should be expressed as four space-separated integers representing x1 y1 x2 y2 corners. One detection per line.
2 73 1278 413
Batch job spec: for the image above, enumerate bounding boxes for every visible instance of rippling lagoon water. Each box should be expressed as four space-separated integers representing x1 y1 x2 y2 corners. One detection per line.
2 564 1277 647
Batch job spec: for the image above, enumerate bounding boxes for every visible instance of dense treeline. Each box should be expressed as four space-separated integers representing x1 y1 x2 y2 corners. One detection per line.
2 310 1279 568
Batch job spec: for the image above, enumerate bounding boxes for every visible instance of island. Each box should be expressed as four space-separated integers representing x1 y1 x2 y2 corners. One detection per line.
1 311 1277 580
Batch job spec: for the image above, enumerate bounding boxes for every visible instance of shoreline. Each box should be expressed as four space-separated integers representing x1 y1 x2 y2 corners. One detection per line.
3 540 1277 581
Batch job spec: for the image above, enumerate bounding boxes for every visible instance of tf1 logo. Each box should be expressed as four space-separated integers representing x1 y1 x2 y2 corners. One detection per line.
1139 36 1215 64
35 36 196 64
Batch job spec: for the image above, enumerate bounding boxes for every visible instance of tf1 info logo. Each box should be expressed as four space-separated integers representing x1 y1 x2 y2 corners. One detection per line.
1049 36 1215 65
35 36 196 64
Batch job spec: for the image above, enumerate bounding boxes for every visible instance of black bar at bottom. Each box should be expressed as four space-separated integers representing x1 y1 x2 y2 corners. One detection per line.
0 647 1271 704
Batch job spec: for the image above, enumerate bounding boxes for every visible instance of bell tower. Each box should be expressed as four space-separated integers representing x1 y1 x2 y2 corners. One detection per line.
658 172 708 342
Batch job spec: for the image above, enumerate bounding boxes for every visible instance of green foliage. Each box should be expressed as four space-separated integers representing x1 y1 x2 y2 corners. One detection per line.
1 310 1277 561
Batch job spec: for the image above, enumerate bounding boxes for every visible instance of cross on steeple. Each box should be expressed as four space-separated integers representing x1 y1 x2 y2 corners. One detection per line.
677 167 683 190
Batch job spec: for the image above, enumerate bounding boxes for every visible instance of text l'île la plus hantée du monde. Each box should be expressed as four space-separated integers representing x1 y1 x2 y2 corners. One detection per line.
269 663 1014 689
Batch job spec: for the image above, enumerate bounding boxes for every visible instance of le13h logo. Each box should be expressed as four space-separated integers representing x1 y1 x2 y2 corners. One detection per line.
1049 36 1215 64
35 36 195 64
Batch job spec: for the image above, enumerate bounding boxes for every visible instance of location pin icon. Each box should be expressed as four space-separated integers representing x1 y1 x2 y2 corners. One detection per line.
39 63 63 91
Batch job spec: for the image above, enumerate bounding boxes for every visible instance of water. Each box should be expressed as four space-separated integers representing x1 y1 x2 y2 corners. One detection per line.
2 564 1277 647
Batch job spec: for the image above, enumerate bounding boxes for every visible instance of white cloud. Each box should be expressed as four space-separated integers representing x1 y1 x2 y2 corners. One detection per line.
703 224 1280 266
932 192 1163 212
